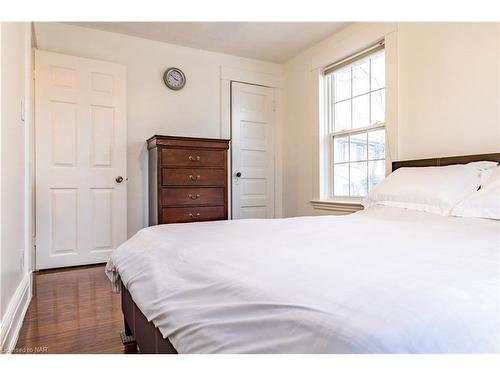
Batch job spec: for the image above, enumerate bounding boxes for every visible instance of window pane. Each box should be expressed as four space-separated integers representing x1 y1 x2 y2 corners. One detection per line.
368 129 385 160
329 47 386 199
370 89 385 125
352 94 369 129
371 51 385 90
352 58 370 96
349 132 367 162
350 162 368 196
333 136 349 163
333 163 349 196
334 67 351 102
368 160 385 190
334 100 351 132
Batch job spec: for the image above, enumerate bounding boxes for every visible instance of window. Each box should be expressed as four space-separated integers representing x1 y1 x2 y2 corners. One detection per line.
324 43 386 198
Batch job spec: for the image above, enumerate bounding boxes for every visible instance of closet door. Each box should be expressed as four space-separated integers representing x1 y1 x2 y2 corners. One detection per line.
231 82 275 219
35 50 127 269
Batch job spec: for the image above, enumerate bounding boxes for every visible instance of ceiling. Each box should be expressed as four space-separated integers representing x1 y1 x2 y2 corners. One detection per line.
65 22 350 63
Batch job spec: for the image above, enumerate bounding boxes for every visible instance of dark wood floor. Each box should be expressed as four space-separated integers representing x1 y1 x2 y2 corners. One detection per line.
15 264 132 354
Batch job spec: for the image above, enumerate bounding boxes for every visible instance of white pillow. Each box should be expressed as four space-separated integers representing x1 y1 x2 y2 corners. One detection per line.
467 161 499 185
362 164 482 216
451 167 500 220
467 161 498 170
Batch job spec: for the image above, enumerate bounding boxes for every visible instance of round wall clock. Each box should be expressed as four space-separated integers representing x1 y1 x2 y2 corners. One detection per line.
163 67 186 90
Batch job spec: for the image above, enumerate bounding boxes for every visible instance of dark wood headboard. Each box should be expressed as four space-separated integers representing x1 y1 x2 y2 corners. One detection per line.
392 152 500 171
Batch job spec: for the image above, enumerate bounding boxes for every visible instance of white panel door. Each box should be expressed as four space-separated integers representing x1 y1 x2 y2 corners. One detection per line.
231 82 275 219
35 50 127 269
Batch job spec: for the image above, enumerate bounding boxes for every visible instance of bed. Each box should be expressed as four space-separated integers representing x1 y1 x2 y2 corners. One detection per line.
106 153 500 353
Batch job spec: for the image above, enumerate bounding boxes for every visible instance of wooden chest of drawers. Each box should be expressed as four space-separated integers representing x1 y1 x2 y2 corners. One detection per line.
147 135 230 225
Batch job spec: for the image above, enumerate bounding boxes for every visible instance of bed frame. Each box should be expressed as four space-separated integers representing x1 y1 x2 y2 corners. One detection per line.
121 282 177 353
392 152 500 170
120 151 500 354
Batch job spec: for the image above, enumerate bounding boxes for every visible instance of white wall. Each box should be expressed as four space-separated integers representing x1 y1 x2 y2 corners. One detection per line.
31 22 500 228
34 22 282 238
397 23 499 158
1 22 26 320
0 22 32 352
283 22 500 218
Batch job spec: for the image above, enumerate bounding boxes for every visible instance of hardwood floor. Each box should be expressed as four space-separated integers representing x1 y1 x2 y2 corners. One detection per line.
15 264 134 354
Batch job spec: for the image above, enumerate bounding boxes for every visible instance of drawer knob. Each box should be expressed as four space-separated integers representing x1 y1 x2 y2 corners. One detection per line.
189 175 201 181
188 212 201 218
188 155 201 161
188 193 200 200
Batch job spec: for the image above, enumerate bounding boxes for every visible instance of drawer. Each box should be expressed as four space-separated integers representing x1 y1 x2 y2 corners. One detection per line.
162 168 226 186
161 187 224 206
161 206 226 224
160 148 225 167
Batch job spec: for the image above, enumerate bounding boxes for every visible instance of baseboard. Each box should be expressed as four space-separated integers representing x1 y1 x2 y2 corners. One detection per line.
0 272 32 353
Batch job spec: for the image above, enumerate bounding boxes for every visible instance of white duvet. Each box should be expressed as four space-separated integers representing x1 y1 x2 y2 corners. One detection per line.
106 206 500 353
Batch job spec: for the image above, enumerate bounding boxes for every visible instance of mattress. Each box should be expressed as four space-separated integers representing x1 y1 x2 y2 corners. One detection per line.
106 206 500 353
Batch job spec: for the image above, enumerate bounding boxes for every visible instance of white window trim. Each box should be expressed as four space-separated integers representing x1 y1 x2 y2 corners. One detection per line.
310 199 363 214
310 25 399 212
331 122 385 138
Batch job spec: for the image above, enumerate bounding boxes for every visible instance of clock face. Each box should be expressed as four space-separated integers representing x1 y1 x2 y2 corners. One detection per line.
163 68 186 90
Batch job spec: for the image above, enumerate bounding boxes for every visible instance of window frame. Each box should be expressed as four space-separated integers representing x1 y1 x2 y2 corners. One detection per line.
323 44 387 200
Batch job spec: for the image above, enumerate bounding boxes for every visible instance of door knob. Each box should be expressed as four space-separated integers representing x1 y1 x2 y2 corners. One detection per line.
235 172 242 178
115 176 124 183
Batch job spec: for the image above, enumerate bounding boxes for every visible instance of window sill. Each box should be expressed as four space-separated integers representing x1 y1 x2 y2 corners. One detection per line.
310 199 364 214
